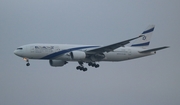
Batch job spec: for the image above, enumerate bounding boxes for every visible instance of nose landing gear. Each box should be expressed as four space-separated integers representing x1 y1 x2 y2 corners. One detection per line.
23 58 30 66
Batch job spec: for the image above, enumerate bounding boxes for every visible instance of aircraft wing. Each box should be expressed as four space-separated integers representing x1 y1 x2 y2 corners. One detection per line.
86 35 142 54
139 46 169 53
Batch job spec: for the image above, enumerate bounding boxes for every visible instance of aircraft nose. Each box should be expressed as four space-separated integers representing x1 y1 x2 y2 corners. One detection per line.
14 50 18 55
14 50 22 57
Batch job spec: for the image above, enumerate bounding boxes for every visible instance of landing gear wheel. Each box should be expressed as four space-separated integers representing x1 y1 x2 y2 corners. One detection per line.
88 62 100 68
88 62 92 66
76 66 88 71
26 63 30 66
95 64 99 68
76 66 81 70
76 61 88 71
79 67 84 71
83 68 87 72
92 64 95 67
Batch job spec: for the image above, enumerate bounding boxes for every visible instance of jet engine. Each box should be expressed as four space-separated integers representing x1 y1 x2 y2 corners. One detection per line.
49 60 68 67
70 51 86 60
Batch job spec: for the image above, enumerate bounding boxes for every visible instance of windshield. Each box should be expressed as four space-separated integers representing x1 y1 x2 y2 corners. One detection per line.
17 48 23 50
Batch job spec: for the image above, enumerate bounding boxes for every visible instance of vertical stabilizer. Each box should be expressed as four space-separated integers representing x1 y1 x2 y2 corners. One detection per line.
131 25 155 48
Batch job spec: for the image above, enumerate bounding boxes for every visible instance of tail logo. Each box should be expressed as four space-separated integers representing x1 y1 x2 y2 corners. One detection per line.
142 35 146 40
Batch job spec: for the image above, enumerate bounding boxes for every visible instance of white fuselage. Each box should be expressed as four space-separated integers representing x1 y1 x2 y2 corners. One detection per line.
14 44 155 62
13 25 168 70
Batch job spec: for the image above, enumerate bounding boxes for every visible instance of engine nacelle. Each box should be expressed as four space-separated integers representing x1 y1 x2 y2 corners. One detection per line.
49 60 67 67
70 51 86 60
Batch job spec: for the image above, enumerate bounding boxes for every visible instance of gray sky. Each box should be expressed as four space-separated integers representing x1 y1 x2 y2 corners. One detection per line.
0 0 180 105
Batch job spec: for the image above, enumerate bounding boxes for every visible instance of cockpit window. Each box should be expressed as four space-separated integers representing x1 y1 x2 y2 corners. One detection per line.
17 48 23 50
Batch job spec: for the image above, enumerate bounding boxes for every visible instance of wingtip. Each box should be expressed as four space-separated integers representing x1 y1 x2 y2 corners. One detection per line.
164 46 170 48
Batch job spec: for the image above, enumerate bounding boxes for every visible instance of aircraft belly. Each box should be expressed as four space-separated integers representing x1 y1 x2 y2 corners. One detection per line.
102 50 152 61
103 52 129 61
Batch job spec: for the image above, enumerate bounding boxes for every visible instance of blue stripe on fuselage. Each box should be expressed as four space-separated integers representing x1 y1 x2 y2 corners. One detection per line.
41 46 99 59
131 42 150 47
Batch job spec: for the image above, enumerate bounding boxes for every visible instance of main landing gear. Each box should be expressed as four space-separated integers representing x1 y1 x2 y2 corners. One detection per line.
88 62 99 68
23 58 30 66
76 62 87 72
76 62 100 72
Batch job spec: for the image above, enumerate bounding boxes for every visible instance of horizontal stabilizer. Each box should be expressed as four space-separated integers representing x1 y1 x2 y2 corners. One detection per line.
139 46 169 53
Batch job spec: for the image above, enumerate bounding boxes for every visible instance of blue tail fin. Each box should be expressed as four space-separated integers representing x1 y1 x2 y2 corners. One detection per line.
131 25 155 48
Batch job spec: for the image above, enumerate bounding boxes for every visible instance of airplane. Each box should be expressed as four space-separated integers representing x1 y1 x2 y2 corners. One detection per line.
14 25 169 71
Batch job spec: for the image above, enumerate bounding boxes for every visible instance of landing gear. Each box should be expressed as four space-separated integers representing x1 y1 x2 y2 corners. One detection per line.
76 62 87 72
23 58 30 66
76 66 87 71
88 62 100 68
76 62 100 71
26 63 30 66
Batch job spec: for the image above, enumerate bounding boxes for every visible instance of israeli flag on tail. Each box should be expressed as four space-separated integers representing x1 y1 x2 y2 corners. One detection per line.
131 25 155 48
